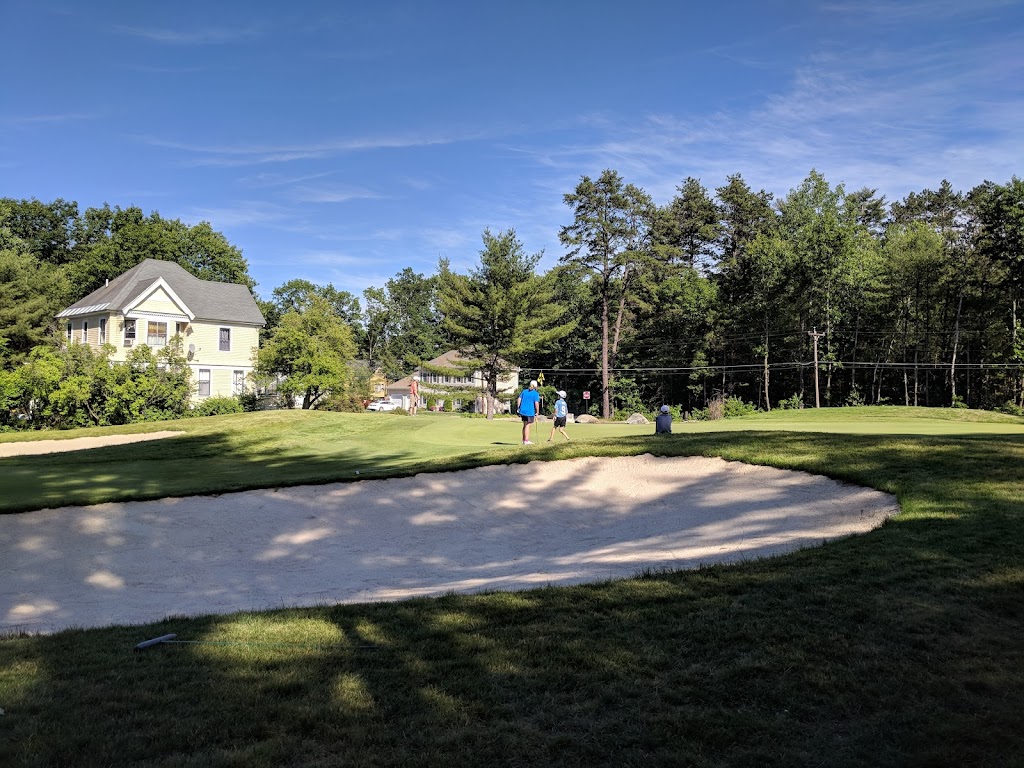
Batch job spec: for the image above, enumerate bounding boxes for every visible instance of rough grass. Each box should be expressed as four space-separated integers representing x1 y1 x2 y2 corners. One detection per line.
1 407 1023 765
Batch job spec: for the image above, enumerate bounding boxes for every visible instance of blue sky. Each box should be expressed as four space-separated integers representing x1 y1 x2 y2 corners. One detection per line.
3 1 1022 301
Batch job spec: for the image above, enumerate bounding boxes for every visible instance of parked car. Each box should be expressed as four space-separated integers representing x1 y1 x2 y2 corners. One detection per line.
366 397 398 412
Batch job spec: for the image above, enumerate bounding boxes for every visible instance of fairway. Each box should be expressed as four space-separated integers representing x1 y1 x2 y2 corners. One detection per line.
1 406 1023 766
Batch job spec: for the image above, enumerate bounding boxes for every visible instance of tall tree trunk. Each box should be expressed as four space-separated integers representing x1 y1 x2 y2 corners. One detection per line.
1013 296 1022 406
914 347 920 407
609 289 628 415
763 315 771 411
951 289 963 404
601 291 611 419
903 298 911 406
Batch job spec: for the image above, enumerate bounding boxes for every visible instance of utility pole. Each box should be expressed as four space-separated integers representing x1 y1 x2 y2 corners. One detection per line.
808 327 825 408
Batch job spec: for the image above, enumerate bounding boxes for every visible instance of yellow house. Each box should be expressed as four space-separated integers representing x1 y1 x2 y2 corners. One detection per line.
56 259 265 400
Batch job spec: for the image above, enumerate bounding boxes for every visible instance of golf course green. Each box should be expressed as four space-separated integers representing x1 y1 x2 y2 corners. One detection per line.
1 406 1022 766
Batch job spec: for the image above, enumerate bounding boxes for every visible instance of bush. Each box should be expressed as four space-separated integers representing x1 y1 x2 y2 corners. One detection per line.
319 392 366 413
391 407 408 415
724 396 758 418
997 400 1024 416
950 394 968 409
190 396 243 417
237 390 261 412
777 393 803 410
691 395 757 421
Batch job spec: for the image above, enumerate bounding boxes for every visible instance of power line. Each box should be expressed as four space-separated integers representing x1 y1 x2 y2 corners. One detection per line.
529 361 1024 375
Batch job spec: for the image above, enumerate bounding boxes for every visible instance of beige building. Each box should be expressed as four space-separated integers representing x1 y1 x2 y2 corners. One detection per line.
56 259 265 401
388 350 520 412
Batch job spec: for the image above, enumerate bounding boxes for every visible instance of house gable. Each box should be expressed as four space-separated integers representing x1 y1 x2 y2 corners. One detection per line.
123 278 195 321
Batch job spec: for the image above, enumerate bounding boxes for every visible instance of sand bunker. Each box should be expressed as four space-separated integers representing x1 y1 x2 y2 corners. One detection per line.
0 431 184 457
0 454 898 635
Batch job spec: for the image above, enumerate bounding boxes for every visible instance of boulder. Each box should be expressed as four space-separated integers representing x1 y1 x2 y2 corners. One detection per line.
575 414 599 424
625 413 649 425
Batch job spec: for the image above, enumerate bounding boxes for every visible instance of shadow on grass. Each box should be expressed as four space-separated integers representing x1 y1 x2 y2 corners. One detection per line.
1 431 1023 765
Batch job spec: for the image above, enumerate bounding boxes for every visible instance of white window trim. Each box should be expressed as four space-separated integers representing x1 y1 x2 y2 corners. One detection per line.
146 320 169 348
198 368 211 397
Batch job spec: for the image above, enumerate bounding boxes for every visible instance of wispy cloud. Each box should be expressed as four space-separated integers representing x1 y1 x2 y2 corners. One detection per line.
822 0 1017 23
291 184 384 204
0 113 96 126
178 201 294 228
239 171 335 188
141 131 476 167
114 25 261 45
512 31 1024 204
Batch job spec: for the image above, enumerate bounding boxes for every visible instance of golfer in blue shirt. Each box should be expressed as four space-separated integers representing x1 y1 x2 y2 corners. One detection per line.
517 380 541 445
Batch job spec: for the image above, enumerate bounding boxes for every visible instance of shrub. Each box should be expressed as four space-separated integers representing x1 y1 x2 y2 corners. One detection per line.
190 396 243 417
950 394 968 409
724 396 758 418
997 400 1024 416
692 395 756 420
777 393 803 410
391 407 408 415
319 392 366 413
237 390 261 412
844 387 865 407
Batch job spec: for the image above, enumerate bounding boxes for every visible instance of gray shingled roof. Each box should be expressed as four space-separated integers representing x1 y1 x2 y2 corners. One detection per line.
57 259 265 325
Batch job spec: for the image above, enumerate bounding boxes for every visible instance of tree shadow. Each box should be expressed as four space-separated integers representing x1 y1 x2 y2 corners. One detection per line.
2 431 1023 764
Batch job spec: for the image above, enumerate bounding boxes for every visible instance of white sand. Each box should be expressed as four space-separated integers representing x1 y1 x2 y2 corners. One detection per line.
0 454 898 635
0 431 184 457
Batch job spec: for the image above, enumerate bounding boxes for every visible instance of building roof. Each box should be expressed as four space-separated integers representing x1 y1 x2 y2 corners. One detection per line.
57 259 265 325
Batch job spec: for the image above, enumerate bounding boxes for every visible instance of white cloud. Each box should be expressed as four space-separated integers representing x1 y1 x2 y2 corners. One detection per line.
114 25 261 45
140 130 479 167
178 201 294 228
291 185 384 204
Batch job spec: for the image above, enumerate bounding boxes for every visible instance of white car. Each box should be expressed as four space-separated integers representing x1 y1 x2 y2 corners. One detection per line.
366 397 398 412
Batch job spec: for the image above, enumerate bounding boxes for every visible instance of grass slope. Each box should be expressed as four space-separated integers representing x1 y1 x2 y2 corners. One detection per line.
1 407 1023 766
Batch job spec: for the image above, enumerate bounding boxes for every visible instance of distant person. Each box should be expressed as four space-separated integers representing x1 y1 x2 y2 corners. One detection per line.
546 390 571 442
517 379 541 444
655 405 672 434
409 375 419 416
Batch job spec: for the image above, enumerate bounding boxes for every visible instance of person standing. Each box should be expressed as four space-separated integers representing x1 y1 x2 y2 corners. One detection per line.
546 390 571 442
655 404 673 434
516 379 541 444
409 374 420 416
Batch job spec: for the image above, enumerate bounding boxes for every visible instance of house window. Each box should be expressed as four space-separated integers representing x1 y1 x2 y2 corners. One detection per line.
176 322 188 337
219 328 231 352
99 318 106 344
124 319 136 346
232 370 245 395
147 321 167 347
81 321 89 343
198 369 211 397
66 322 72 342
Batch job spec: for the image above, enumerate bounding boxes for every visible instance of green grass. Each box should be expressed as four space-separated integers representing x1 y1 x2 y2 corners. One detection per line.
2 406 1024 766
3 406 1023 514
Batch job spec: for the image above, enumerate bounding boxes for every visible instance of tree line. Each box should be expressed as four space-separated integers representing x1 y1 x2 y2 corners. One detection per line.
2 167 1023 426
